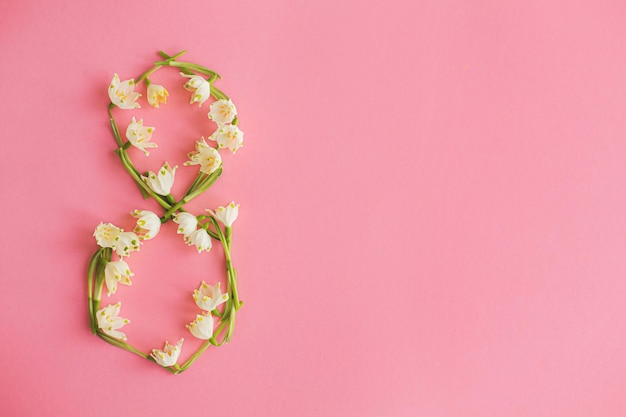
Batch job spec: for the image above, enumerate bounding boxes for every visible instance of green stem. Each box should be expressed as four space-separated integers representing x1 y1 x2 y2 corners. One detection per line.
178 340 212 371
210 219 241 309
87 249 104 333
210 85 229 101
185 167 222 200
155 60 221 79
209 320 230 347
108 105 124 148
162 168 222 219
97 331 149 358
165 194 177 205
158 50 187 61
225 308 236 342
92 248 111 314
184 173 207 196
139 49 189 83
136 65 162 84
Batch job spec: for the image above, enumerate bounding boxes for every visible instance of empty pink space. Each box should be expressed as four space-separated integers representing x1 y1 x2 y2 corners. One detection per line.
1 1 626 416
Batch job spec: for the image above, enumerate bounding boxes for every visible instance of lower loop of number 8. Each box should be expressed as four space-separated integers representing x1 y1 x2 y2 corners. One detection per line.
87 50 244 374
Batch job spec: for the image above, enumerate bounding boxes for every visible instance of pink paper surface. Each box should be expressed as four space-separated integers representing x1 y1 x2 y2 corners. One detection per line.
2 1 626 416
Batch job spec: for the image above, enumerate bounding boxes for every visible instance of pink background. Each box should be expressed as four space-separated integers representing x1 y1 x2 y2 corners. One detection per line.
1 0 626 415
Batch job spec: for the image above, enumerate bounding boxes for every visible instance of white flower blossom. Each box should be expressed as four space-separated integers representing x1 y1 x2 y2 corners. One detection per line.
193 281 229 311
147 83 169 108
115 231 140 258
208 99 237 125
150 339 184 367
185 228 212 253
181 73 211 106
209 201 239 227
104 260 134 296
172 212 198 237
93 222 122 248
208 125 244 153
126 117 157 155
131 209 161 240
184 137 222 174
142 162 177 195
186 312 214 340
108 74 141 109
97 302 130 341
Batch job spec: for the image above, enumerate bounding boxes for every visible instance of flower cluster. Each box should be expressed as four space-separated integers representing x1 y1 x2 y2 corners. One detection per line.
208 99 244 153
92 209 161 340
108 70 244 198
93 222 140 258
92 203 240 368
90 50 245 374
173 212 212 253
187 281 229 340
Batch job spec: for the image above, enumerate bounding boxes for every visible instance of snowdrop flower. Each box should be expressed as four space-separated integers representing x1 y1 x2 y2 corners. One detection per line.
208 125 244 153
93 222 122 248
142 162 177 195
185 228 212 253
150 339 184 367
172 212 197 237
209 201 239 227
97 302 130 341
104 260 134 296
114 231 140 258
126 117 157 155
186 312 214 340
193 281 229 311
131 209 161 240
147 83 169 108
184 137 222 174
181 73 211 106
208 99 237 125
108 74 141 109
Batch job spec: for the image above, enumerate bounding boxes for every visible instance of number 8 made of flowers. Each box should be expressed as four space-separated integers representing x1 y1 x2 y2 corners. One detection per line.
87 50 244 374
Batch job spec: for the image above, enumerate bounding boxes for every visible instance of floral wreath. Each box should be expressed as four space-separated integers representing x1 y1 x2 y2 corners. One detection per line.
87 50 244 374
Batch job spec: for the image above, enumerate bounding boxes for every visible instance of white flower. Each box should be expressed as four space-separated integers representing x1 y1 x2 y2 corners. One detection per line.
93 223 139 257
97 302 130 341
93 222 122 248
193 281 229 311
108 73 141 109
126 117 157 155
186 312 214 340
131 209 161 240
147 83 169 108
185 228 212 253
184 137 222 174
181 73 211 106
150 339 184 367
172 212 197 237
104 260 134 296
209 201 239 227
208 125 244 153
114 231 140 258
142 162 177 195
208 99 237 125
